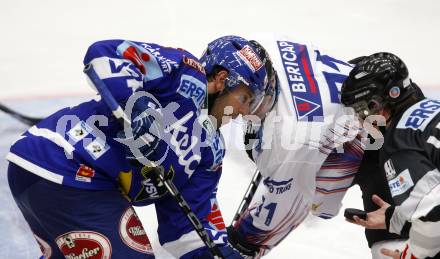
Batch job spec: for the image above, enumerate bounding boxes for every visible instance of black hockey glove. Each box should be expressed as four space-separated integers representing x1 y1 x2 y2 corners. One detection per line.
195 244 245 259
227 226 261 258
120 164 174 205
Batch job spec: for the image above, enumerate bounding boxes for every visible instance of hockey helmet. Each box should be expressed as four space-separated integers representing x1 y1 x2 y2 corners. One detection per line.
341 52 416 118
200 36 279 117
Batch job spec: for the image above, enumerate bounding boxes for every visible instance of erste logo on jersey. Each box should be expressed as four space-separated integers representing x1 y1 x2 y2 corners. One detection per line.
388 169 414 197
177 75 206 108
237 45 263 72
55 231 112 259
397 99 440 131
277 41 323 121
119 207 153 254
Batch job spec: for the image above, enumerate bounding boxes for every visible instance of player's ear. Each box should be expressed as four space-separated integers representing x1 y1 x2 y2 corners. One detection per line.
213 70 228 93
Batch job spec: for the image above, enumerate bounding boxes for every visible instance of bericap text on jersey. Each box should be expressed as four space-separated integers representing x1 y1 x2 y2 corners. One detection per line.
277 41 305 93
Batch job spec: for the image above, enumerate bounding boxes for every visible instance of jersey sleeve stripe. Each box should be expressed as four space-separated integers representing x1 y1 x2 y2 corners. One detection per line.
6 153 64 184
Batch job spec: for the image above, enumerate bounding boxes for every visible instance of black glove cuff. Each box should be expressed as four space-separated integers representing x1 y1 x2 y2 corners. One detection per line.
384 206 395 232
227 226 260 257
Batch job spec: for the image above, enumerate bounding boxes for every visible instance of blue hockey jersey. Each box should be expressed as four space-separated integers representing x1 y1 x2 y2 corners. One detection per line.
7 40 228 257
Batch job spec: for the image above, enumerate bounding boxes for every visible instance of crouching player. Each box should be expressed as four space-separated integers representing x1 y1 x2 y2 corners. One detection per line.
7 36 276 258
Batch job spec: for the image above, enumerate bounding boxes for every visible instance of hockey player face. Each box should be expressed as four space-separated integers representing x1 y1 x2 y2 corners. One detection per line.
210 84 254 127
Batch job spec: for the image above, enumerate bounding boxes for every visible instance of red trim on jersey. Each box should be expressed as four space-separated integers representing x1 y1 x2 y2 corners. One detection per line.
300 50 317 94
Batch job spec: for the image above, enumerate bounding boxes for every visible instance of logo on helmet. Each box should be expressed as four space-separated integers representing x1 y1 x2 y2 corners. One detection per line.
389 86 401 99
237 45 263 72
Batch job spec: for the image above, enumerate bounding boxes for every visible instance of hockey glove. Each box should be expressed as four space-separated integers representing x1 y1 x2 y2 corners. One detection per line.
227 226 261 258
135 165 172 202
194 245 245 259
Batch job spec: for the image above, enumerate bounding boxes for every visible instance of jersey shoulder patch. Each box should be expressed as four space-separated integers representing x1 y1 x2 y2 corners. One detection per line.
182 56 205 75
116 41 165 82
177 74 207 108
396 99 440 131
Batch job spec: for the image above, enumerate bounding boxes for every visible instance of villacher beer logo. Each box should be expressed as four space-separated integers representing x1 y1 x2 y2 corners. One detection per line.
55 231 111 259
119 207 153 254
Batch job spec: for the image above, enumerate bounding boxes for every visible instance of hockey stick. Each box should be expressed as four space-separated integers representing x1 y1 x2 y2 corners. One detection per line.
0 103 43 126
231 169 263 227
83 64 224 259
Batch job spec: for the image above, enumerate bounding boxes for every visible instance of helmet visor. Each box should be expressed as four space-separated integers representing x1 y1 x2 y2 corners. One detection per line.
250 71 279 119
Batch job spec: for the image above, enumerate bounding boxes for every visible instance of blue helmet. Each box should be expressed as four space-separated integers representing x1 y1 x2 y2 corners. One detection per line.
200 35 278 116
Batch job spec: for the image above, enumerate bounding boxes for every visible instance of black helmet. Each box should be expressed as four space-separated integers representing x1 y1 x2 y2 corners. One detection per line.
341 52 417 118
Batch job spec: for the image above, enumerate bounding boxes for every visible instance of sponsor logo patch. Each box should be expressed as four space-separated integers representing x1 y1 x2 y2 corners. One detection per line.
85 138 109 160
237 45 263 72
67 121 93 143
311 202 323 212
75 164 95 183
263 177 293 195
119 207 153 254
384 159 397 181
198 115 215 137
55 231 112 259
198 115 224 171
388 169 414 197
397 99 440 131
389 86 401 99
183 56 205 75
277 41 324 121
177 75 206 108
116 41 164 82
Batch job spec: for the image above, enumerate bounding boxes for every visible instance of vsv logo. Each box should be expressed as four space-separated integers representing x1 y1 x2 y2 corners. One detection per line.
109 59 142 80
141 178 159 198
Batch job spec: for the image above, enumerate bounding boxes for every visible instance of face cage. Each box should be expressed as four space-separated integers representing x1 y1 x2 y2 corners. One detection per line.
350 95 385 120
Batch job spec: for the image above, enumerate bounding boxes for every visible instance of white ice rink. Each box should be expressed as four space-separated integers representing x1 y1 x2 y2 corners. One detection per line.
1 1 439 258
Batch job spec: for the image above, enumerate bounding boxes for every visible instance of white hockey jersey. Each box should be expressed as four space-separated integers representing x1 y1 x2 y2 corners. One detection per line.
233 34 364 254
